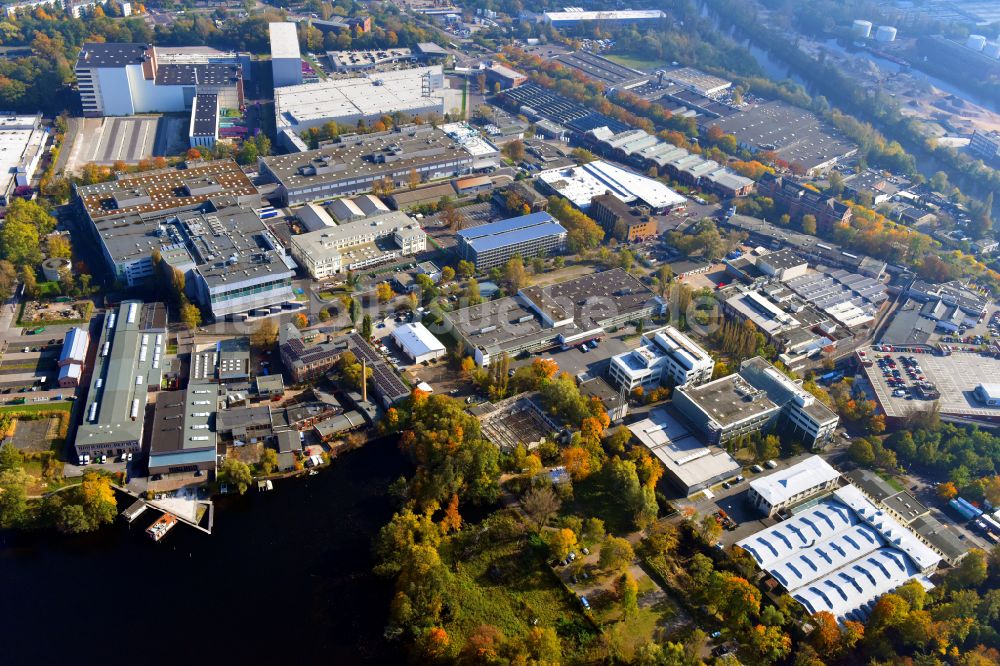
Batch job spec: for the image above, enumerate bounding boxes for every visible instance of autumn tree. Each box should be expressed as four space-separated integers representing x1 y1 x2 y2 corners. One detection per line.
180 300 202 329
218 458 252 494
599 535 634 572
617 571 639 619
502 139 525 162
547 527 577 560
376 281 394 303
439 493 462 533
251 318 279 349
259 447 278 475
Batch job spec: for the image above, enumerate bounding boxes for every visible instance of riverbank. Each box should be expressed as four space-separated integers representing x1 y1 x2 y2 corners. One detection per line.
0 436 409 664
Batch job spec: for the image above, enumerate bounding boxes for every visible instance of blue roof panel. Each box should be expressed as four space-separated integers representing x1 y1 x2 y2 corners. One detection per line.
457 212 567 253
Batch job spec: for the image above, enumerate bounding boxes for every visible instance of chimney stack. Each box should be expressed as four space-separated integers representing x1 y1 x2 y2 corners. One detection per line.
362 358 368 403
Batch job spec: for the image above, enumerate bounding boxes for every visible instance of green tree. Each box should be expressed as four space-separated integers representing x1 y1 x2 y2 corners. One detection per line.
260 448 278 475
503 255 528 293
457 259 475 279
617 571 639 619
0 441 24 472
219 457 252 495
801 214 817 236
361 313 373 340
599 535 635 572
949 548 988 588
848 438 875 466
0 468 28 527
2 219 41 267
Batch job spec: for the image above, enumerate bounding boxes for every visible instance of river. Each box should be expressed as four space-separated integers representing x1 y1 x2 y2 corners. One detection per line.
0 437 409 664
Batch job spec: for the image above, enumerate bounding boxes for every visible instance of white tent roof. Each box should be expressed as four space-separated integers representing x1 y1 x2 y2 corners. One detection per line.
392 322 445 359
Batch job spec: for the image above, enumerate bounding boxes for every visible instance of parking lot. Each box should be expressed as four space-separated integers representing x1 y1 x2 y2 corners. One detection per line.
859 345 1000 419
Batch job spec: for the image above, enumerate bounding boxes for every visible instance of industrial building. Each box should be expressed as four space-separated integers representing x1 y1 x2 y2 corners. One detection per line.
589 194 657 242
327 47 410 71
279 324 346 383
217 337 250 382
440 122 501 171
661 67 732 97
260 126 481 206
269 22 302 88
75 43 244 117
708 101 857 174
552 51 650 89
542 9 667 27
608 325 714 392
455 212 567 270
755 248 808 281
740 357 839 447
310 15 371 36
673 372 781 445
747 455 840 517
446 268 661 366
738 481 940 622
0 115 47 205
289 211 426 278
189 93 219 148
75 164 296 320
76 301 167 459
484 62 527 90
628 406 741 495
273 67 446 144
724 288 802 339
784 269 887 330
391 322 446 364
57 326 90 388
148 344 219 477
536 160 686 213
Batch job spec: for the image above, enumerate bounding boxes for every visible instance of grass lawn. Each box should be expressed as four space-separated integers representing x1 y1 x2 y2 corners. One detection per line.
0 401 73 415
38 282 61 298
604 53 672 72
439 514 597 657
566 467 636 535
318 290 337 300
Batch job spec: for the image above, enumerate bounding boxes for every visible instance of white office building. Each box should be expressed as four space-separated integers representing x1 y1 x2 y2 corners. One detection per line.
747 455 841 517
270 22 303 88
608 325 714 392
289 211 426 279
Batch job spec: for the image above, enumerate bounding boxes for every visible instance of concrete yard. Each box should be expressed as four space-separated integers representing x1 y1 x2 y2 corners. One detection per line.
860 346 1000 420
64 115 187 173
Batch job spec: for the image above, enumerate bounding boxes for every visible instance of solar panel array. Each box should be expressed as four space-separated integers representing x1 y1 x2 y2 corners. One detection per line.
501 84 629 134
348 333 410 403
785 269 887 312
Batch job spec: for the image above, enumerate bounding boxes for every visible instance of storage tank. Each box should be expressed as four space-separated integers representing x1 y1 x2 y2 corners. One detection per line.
985 42 1000 59
852 19 873 39
875 25 897 42
41 257 71 282
967 34 987 51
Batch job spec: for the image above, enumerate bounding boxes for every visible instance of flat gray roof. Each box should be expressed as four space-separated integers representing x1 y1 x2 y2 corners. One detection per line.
677 373 779 427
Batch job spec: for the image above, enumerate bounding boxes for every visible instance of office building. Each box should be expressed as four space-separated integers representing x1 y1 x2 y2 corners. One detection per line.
757 173 854 229
542 9 666 27
747 455 840 516
75 43 243 117
447 268 661 366
279 323 346 383
740 357 839 447
608 325 714 392
738 483 940 621
76 301 166 458
260 126 480 206
273 67 446 142
0 115 47 205
440 122 501 171
456 212 567 270
970 130 1000 162
327 47 411 71
289 210 426 278
589 193 657 242
673 373 781 445
269 22 302 88
628 406 740 495
391 322 446 364
311 15 372 35
537 160 686 213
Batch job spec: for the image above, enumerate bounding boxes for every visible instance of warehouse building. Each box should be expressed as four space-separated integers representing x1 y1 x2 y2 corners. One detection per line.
537 160 686 213
608 325 714 392
273 67 446 142
747 455 840 517
75 42 244 117
269 22 302 88
327 47 410 71
542 9 666 27
661 67 731 97
189 93 219 148
0 115 47 205
738 482 940 622
756 248 808 281
391 322 446 363
260 126 480 206
148 348 219 477
289 210 426 278
456 212 567 270
447 268 661 366
628 406 741 495
484 62 527 90
76 301 166 459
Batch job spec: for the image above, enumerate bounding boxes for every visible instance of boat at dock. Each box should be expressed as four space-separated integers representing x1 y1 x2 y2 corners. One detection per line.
257 479 274 492
146 513 178 541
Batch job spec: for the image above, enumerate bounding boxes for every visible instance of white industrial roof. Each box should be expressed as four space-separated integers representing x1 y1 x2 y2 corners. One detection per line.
391 322 445 359
738 484 941 621
441 122 500 157
537 160 686 210
58 364 82 381
269 22 300 60
978 383 1000 401
629 407 740 491
749 455 840 506
59 327 90 365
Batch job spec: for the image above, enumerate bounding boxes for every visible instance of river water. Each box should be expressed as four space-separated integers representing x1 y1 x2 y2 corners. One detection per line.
0 437 409 664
